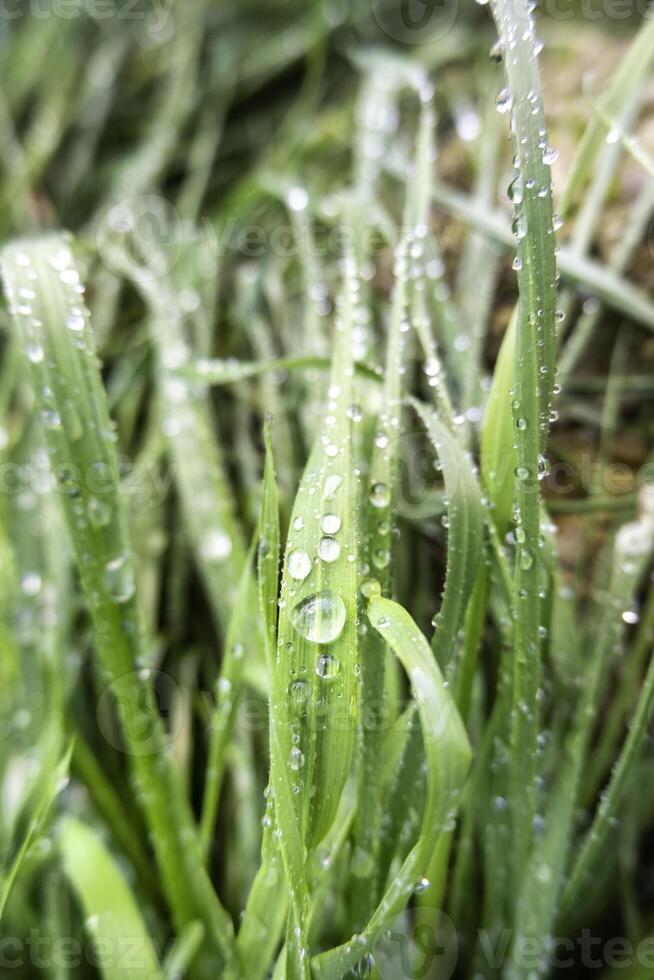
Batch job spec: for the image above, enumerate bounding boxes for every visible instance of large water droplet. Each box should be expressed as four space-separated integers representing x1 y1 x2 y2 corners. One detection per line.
290 590 346 644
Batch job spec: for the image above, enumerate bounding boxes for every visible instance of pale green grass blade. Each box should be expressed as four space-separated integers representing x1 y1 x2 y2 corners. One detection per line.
560 17 654 217
481 308 516 536
488 0 557 883
275 258 359 849
312 596 471 979
511 490 654 973
184 355 381 387
0 740 72 920
200 538 257 861
411 397 484 671
1 236 235 974
559 490 654 921
429 180 654 332
99 227 247 634
59 816 165 980
236 421 288 980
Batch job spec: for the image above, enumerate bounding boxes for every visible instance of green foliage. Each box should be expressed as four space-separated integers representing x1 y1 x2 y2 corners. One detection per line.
1 4 654 979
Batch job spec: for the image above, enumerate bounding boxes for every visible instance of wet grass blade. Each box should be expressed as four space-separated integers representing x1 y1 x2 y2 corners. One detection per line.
488 0 558 883
312 595 471 979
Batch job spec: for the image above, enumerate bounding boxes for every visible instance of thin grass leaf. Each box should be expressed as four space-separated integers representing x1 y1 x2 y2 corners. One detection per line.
59 816 165 980
511 488 654 975
429 180 654 333
559 488 654 921
200 537 257 861
0 739 72 920
488 0 558 883
235 420 288 980
411 397 484 671
560 17 654 217
312 595 471 979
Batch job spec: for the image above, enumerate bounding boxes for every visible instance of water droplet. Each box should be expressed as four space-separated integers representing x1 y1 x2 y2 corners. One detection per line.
360 578 381 599
200 529 232 563
88 496 111 528
496 86 513 114
316 652 341 678
542 144 558 166
26 343 44 364
289 746 305 770
290 590 346 644
369 482 390 509
323 475 343 499
288 549 312 581
21 572 42 596
321 513 342 535
287 186 309 212
104 556 135 603
319 537 340 563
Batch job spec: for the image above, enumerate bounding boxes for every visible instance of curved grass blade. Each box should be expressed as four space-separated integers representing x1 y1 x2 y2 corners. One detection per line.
0 739 72 921
1 236 236 975
59 816 165 980
312 596 471 979
99 227 247 635
411 397 484 673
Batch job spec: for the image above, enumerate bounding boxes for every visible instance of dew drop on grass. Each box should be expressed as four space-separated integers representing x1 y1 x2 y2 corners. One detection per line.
104 555 136 603
316 652 340 679
289 678 311 704
200 528 232 563
289 746 305 771
542 144 558 166
496 86 513 114
321 513 341 535
288 548 312 581
360 578 381 598
369 482 390 508
323 475 343 499
318 537 340 562
290 590 346 644
88 496 111 528
26 343 44 363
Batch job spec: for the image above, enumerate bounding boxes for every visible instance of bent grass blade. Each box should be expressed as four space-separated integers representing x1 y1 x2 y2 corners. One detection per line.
312 596 471 980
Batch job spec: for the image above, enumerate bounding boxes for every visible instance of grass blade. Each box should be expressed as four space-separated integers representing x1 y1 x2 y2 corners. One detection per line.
488 0 558 884
59 816 165 980
313 595 471 979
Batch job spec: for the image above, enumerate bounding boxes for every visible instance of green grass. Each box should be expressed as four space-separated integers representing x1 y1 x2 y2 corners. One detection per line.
1 3 654 979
